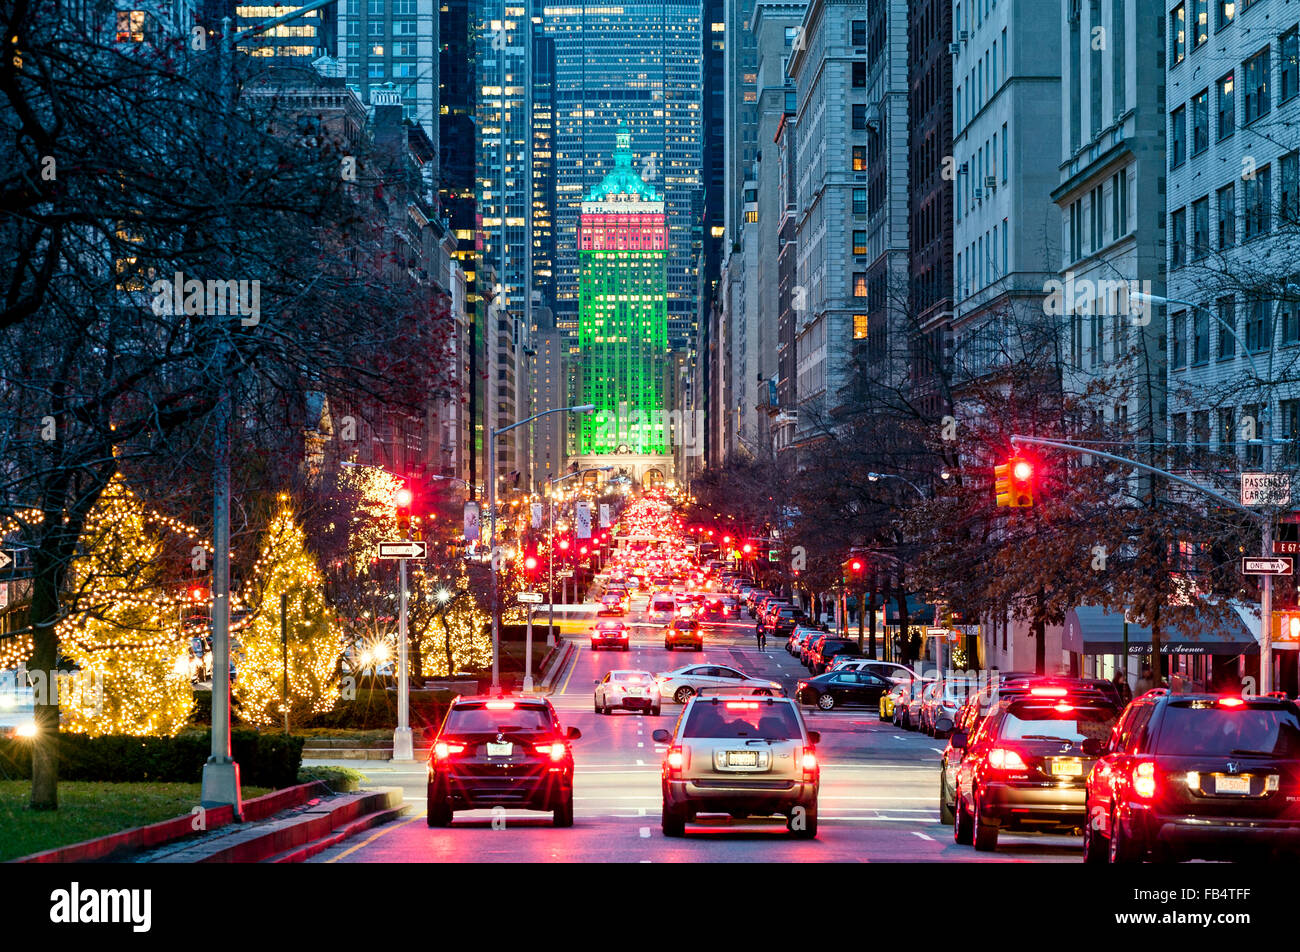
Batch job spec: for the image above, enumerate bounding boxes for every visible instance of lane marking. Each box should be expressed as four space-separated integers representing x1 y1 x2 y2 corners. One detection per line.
326 812 424 862
637 742 644 748
558 644 582 695
912 831 934 841
636 759 644 766
639 827 651 838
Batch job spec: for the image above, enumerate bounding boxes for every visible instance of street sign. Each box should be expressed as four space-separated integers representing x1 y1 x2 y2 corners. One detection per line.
1242 557 1293 575
599 504 611 528
517 592 543 604
0 550 11 570
1275 541 1300 555
557 569 575 578
378 541 427 559
0 583 7 609
1242 473 1291 508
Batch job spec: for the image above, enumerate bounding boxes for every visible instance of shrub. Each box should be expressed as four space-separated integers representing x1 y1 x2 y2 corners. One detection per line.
300 688 456 731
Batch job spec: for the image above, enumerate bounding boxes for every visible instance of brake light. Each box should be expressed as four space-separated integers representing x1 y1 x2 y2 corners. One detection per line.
725 701 759 710
667 746 684 774
433 742 465 760
1030 687 1067 697
987 748 1029 770
1219 696 1245 708
797 681 807 692
485 700 516 710
801 751 817 770
1053 703 1075 713
1132 761 1157 798
535 742 568 762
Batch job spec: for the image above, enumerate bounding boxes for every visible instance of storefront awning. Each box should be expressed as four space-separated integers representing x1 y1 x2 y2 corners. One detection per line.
884 595 939 625
1062 605 1258 656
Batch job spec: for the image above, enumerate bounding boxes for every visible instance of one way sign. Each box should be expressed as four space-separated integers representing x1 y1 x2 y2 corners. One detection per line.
378 541 427 559
1242 557 1293 575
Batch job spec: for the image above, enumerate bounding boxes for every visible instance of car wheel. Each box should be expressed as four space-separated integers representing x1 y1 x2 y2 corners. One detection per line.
1109 806 1141 863
674 686 695 704
973 791 999 852
553 794 574 828
662 802 686 837
788 800 818 838
694 645 703 652
665 641 672 650
622 644 630 651
939 773 955 825
816 693 835 711
1082 803 1108 864
594 698 603 714
953 792 974 845
651 705 661 716
426 784 452 828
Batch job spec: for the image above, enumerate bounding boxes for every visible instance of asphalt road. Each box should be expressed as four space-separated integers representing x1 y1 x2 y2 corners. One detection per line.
309 611 1084 863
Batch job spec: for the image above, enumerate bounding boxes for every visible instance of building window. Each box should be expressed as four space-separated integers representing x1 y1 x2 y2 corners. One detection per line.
1111 170 1128 240
1243 46 1270 124
1170 207 1186 267
1217 296 1236 359
852 104 866 130
852 146 866 171
116 10 146 42
1282 400 1300 465
1282 28 1299 103
1217 0 1235 30
1170 105 1186 167
1282 280 1300 344
851 19 866 46
1282 151 1300 221
1191 88 1209 154
1193 0 1208 46
852 61 866 87
1192 196 1209 259
852 230 867 255
1193 307 1210 364
1244 164 1271 238
1217 182 1236 247
1172 413 1189 468
1245 297 1271 351
853 188 867 215
853 314 868 339
1170 3 1186 65
853 273 867 297
1219 407 1236 457
1171 309 1187 368
1216 72 1235 139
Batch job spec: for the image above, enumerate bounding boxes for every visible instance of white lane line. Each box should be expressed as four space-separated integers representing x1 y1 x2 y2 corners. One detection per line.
636 759 645 766
640 860 652 863
639 807 646 816
639 827 651 838
930 747 945 753
637 741 644 747
912 831 934 841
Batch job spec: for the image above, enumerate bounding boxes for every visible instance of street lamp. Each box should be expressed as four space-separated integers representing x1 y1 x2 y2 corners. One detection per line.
546 466 613 659
488 405 596 692
866 471 929 499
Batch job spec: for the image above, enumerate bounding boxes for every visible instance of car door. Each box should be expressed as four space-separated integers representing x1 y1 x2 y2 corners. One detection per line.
597 672 612 705
712 666 746 688
852 671 891 705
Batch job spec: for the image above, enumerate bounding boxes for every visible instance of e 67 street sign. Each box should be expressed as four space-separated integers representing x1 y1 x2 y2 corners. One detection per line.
1241 473 1291 508
378 541 427 559
1242 557 1293 576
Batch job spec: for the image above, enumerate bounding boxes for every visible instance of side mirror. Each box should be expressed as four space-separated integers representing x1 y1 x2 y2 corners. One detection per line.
593 680 601 685
566 726 582 740
807 730 821 745
652 729 672 744
950 730 969 751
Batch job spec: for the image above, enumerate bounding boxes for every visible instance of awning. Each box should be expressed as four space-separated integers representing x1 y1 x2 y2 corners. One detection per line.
1062 605 1258 656
884 595 939 625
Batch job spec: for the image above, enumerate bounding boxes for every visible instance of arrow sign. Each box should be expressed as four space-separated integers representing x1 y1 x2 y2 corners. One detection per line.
378 541 427 559
1242 557 1293 575
517 592 543 604
0 550 11 570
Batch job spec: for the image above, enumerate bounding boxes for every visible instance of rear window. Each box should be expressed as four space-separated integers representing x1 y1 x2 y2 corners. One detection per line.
652 598 675 610
1154 703 1300 757
444 703 553 734
998 702 1118 743
682 701 804 740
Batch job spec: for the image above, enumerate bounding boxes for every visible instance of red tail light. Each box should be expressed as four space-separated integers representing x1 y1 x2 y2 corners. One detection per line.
725 701 759 710
1132 760 1157 798
1219 696 1245 708
535 742 568 762
667 746 684 777
987 748 1029 771
1030 687 1067 697
485 700 516 710
433 742 465 760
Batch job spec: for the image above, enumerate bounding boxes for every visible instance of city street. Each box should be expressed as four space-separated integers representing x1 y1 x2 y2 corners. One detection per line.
311 614 1080 863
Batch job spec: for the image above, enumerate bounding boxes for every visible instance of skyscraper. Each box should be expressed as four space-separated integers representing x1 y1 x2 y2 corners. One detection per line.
572 125 672 484
336 0 440 149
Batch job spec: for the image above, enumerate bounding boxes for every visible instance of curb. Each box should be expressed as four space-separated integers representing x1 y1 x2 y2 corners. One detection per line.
537 639 576 694
12 781 332 864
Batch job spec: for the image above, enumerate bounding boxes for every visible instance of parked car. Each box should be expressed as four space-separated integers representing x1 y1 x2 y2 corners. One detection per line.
951 684 1120 851
920 677 981 738
654 664 785 705
1083 691 1300 863
594 669 661 716
893 676 937 730
808 637 863 674
796 669 895 711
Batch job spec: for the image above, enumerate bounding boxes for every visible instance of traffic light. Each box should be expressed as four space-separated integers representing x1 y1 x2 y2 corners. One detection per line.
741 542 754 558
842 557 865 583
995 456 1035 507
395 485 413 536
523 553 539 580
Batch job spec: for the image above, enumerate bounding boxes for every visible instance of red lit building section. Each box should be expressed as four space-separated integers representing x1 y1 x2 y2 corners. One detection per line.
579 212 667 252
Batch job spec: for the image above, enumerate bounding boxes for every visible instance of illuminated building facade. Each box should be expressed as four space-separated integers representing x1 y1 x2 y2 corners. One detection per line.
572 125 673 485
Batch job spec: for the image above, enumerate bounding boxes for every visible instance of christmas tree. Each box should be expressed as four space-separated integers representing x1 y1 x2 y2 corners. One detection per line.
234 500 341 727
58 475 194 736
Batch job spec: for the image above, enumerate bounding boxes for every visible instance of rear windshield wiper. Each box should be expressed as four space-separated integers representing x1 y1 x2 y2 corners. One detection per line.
1229 748 1278 757
1019 734 1076 741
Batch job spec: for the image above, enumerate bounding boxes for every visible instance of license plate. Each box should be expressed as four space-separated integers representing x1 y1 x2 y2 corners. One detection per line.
1216 775 1251 795
1050 759 1083 777
727 751 758 767
626 688 644 696
486 742 513 757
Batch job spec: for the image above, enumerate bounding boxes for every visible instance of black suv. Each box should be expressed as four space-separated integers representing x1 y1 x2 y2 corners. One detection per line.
1084 691 1300 862
427 695 581 828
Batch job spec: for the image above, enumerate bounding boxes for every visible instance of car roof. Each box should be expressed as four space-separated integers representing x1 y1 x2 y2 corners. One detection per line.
452 694 552 709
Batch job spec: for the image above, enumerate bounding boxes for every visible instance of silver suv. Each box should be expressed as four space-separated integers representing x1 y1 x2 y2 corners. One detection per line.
652 693 820 838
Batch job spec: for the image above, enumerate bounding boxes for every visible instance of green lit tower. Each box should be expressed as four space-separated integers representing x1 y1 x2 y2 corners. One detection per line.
574 123 672 483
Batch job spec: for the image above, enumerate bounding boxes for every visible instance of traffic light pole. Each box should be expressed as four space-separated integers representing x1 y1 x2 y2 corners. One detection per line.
1010 434 1276 693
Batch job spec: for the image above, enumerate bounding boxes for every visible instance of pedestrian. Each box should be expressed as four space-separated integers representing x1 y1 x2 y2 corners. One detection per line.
1133 664 1160 695
1111 669 1133 706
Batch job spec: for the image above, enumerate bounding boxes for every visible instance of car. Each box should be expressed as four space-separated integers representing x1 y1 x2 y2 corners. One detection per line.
800 633 827 667
664 617 704 651
426 695 581 827
807 637 862 674
594 670 661 716
590 619 631 651
654 663 785 705
597 594 626 617
652 694 821 837
834 658 917 682
796 669 895 711
701 595 738 620
760 604 805 641
1083 691 1300 863
939 689 999 823
892 676 936 730
951 684 1120 851
648 594 678 623
920 677 980 737
787 627 820 655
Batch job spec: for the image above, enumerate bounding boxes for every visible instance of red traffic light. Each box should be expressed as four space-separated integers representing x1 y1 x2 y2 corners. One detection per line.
190 586 206 601
394 487 413 508
851 560 863 572
559 539 570 551
524 556 538 571
1012 460 1033 481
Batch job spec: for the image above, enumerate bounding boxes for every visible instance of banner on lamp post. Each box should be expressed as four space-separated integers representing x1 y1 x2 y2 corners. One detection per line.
575 502 592 539
463 501 481 542
531 502 543 529
599 504 611 528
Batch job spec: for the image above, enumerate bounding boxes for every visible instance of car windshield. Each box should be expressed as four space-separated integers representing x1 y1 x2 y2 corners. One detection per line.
682 701 803 740
444 704 552 733
999 703 1117 743
1154 703 1300 757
